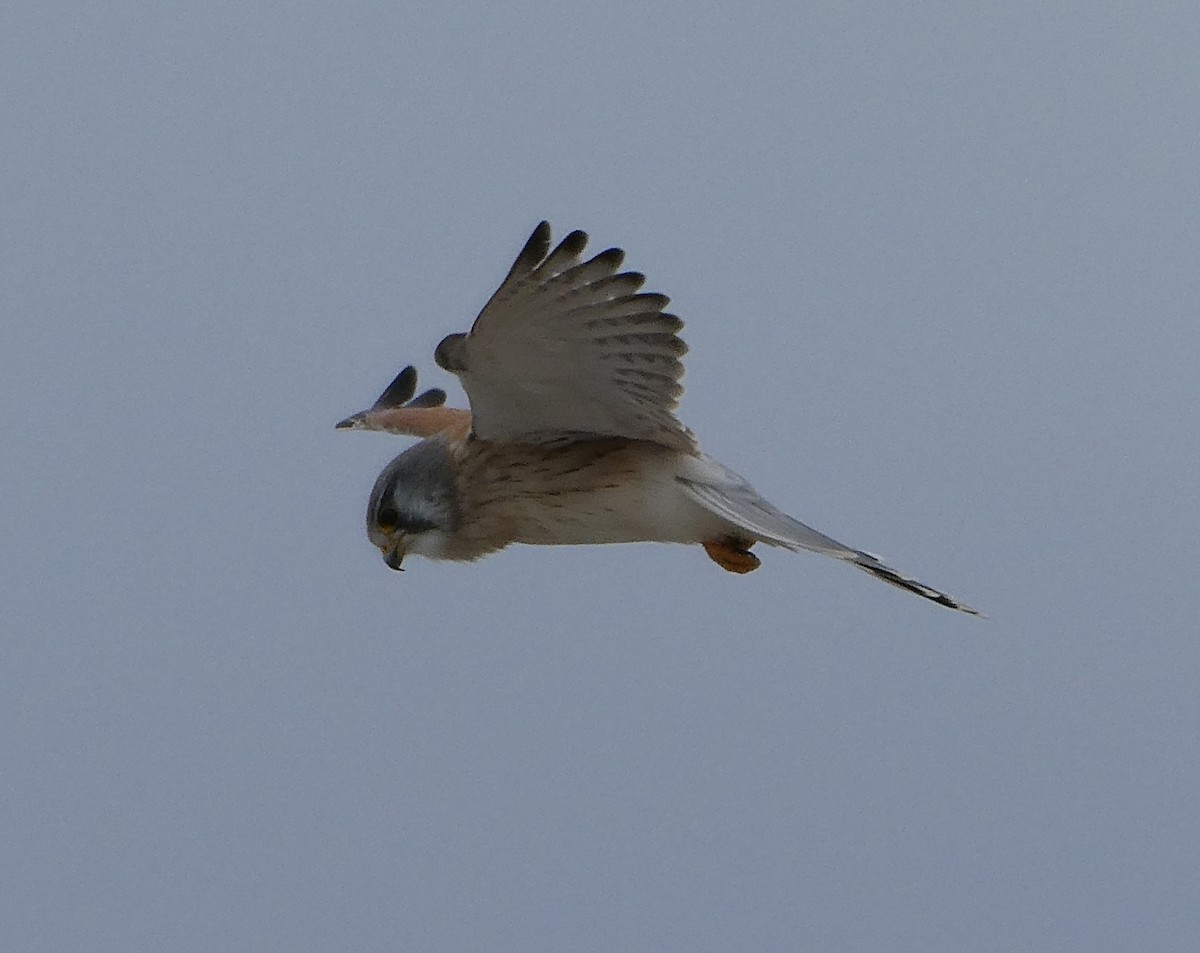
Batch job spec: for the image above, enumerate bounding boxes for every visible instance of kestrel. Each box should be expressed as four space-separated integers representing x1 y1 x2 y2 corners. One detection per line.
338 222 979 614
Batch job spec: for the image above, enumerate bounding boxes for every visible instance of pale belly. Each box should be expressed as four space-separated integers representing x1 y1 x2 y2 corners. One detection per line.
463 440 735 548
510 470 728 545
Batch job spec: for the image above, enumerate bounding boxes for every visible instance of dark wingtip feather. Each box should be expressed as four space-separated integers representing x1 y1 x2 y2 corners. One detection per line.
407 388 447 408
372 366 417 409
659 312 685 334
619 270 647 292
557 229 589 259
507 221 553 279
589 247 626 270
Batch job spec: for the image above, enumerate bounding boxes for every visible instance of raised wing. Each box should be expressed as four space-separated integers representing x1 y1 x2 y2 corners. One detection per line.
336 365 471 440
433 222 695 450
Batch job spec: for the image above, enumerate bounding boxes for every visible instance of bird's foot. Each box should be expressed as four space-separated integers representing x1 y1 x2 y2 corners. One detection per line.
703 539 761 574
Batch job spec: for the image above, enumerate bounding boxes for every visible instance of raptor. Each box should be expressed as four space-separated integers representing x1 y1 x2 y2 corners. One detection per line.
338 222 978 614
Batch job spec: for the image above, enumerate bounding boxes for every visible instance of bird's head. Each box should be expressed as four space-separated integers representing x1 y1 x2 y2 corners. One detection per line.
365 438 460 570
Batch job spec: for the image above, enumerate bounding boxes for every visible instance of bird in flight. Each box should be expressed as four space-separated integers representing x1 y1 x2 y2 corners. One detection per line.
337 222 978 614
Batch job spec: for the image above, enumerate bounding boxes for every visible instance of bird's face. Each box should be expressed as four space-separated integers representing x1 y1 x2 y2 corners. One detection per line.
365 439 460 571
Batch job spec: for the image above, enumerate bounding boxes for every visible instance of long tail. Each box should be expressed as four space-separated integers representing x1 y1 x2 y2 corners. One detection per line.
678 457 980 616
844 550 980 615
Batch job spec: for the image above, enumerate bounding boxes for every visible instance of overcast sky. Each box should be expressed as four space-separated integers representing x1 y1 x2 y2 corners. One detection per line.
4 2 1199 951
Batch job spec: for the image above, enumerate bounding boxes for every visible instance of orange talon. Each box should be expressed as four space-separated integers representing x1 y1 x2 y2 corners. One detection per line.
703 539 761 574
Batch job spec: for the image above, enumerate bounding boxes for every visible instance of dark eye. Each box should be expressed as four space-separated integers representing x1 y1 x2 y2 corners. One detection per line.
375 507 400 533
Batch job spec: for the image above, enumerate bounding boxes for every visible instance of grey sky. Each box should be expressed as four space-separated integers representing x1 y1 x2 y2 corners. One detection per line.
3 2 1198 951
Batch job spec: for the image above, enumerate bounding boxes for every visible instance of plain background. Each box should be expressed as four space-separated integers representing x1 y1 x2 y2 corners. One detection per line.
4 2 1198 951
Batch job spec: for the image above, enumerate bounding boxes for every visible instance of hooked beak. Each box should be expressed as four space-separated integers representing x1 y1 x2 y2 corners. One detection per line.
335 412 365 430
383 546 405 571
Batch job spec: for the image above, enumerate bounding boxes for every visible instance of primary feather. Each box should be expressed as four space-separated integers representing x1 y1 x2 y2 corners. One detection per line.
434 222 695 450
